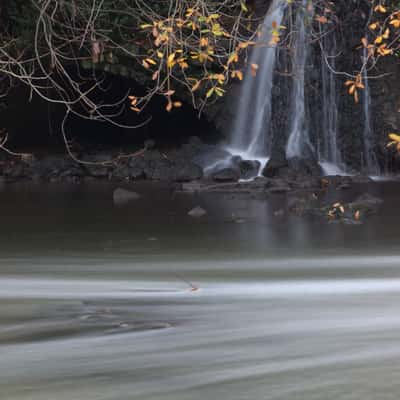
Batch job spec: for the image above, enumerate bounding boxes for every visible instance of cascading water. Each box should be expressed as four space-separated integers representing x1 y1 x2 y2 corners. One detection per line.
227 1 382 178
285 0 314 160
361 47 380 176
229 0 288 168
318 25 346 175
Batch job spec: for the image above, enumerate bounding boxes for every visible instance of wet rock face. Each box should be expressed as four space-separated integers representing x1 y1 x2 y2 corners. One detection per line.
262 155 322 180
238 160 261 180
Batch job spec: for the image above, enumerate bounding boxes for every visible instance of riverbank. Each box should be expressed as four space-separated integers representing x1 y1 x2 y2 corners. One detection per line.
0 136 386 190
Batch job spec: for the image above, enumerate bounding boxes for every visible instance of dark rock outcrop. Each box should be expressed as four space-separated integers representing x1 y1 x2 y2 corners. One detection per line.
212 167 241 182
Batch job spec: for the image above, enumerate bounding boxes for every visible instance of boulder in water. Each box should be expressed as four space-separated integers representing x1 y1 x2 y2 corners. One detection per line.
113 188 141 204
188 206 207 218
239 160 261 180
262 155 288 178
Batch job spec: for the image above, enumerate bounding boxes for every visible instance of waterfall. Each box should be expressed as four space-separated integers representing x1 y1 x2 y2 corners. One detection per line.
361 48 380 176
285 0 314 160
229 0 288 164
226 1 382 178
318 25 346 175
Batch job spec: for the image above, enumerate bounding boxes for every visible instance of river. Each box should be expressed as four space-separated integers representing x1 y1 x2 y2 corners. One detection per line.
1 181 400 399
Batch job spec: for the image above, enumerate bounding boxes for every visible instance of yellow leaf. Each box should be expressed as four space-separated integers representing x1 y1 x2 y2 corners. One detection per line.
167 53 176 68
354 90 359 103
200 37 209 47
383 28 390 39
152 71 159 80
390 19 400 29
191 81 201 92
227 52 239 65
374 4 387 13
231 70 243 81
251 63 259 77
361 37 368 48
206 87 215 98
240 1 248 12
388 133 400 142
315 15 328 24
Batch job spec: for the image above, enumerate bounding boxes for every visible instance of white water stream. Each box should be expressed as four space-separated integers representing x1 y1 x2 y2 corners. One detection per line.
229 0 288 169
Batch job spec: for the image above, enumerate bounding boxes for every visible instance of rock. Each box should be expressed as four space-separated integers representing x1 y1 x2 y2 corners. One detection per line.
274 209 285 217
239 160 261 180
129 157 146 179
337 183 351 190
82 153 113 164
181 181 203 193
172 163 203 182
139 154 170 180
60 166 85 178
262 157 288 178
351 175 374 184
113 188 141 204
290 176 321 190
230 155 242 166
268 178 292 193
269 185 291 194
87 166 109 178
3 163 26 179
287 157 323 177
149 159 174 181
188 206 207 218
212 167 240 182
112 166 131 180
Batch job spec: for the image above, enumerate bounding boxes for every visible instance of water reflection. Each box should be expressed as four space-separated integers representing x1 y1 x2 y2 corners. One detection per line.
1 182 400 399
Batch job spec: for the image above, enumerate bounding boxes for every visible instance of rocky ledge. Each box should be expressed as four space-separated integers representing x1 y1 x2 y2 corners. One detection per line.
0 136 377 194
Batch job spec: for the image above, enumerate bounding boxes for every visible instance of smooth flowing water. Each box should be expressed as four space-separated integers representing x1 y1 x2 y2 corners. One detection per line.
2 182 400 399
